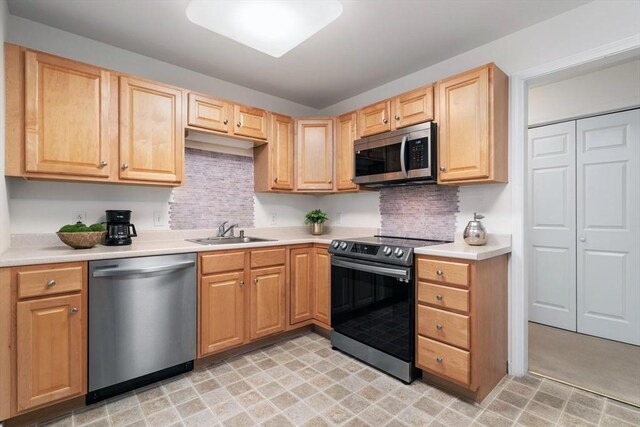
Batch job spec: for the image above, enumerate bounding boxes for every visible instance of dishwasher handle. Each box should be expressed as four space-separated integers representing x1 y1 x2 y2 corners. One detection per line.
92 260 195 278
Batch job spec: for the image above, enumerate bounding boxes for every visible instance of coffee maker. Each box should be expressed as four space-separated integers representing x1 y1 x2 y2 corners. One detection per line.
104 210 137 246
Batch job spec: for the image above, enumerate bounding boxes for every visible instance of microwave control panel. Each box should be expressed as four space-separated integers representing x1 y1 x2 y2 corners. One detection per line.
408 139 429 169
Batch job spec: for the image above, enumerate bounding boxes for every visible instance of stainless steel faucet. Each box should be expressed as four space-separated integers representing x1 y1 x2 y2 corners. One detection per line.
218 221 238 238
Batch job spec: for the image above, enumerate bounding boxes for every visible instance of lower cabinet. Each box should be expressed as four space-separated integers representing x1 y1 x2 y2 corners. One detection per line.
289 245 331 328
250 266 286 339
313 246 331 327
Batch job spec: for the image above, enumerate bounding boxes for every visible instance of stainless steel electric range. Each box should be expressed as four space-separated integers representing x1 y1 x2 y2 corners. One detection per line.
328 235 450 383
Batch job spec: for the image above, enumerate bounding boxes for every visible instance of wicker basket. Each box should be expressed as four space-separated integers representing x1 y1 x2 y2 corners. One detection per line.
56 231 106 249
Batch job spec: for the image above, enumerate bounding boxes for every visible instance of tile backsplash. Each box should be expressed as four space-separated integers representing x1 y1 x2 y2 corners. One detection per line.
169 148 254 230
379 185 459 241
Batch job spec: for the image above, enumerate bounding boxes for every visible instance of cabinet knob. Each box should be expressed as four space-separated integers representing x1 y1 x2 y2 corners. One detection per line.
239 280 244 287
328 179 332 184
579 236 586 242
436 270 444 276
382 118 388 124
122 163 129 170
439 166 446 172
99 160 108 168
253 278 258 285
274 177 278 183
436 294 444 301
395 115 400 121
436 357 444 364
223 119 229 125
350 177 354 183
436 323 444 331
236 122 242 127
70 307 78 314
46 279 56 288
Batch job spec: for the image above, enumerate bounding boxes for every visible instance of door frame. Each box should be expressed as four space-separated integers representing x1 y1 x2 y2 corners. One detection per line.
508 34 640 376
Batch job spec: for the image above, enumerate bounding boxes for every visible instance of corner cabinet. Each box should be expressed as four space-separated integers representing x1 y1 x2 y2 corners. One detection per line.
437 63 508 184
254 114 294 192
415 254 508 402
296 119 334 191
335 112 358 191
312 245 331 327
119 76 184 184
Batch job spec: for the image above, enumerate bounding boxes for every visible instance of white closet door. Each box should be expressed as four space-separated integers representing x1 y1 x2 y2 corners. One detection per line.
528 122 577 330
576 109 640 345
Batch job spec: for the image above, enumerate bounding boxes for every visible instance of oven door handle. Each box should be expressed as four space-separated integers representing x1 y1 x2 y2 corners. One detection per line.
332 258 410 279
399 135 409 178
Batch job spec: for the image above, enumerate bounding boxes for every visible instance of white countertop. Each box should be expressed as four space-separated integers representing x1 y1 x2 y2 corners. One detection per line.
0 227 511 267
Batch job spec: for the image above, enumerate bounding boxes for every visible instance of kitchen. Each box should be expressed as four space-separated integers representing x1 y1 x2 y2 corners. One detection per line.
1 1 639 426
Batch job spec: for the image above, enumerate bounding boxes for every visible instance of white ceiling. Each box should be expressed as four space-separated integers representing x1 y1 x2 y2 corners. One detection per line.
7 0 591 109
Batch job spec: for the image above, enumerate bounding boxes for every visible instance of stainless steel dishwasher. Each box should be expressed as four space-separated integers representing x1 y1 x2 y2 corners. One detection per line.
87 253 196 404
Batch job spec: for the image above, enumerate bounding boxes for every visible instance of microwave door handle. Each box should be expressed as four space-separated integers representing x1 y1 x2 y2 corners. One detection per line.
400 135 409 178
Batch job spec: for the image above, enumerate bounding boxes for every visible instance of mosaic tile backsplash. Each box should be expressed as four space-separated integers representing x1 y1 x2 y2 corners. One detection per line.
169 148 255 230
379 185 459 241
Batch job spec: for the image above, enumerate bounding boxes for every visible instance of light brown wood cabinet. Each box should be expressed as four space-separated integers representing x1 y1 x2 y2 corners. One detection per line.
391 85 434 129
254 113 294 192
415 254 507 402
0 262 87 417
335 112 358 191
6 44 185 186
119 76 184 184
250 266 286 339
296 118 334 191
187 92 231 133
437 63 508 184
312 245 331 327
357 100 391 138
233 104 269 140
290 248 314 324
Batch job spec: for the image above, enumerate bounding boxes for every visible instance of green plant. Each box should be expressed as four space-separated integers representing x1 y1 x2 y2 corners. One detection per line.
58 222 105 232
305 209 328 225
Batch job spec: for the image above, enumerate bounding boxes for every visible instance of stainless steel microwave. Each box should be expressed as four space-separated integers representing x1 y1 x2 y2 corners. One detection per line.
353 122 437 187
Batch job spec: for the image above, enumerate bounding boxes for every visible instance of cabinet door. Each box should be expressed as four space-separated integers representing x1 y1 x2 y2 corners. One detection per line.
336 112 358 191
200 272 245 355
119 76 183 183
233 104 268 140
296 119 334 191
17 294 84 412
271 114 294 190
24 51 111 178
438 66 489 182
290 248 313 324
250 266 286 339
357 100 390 138
187 92 231 133
313 247 331 326
392 85 434 129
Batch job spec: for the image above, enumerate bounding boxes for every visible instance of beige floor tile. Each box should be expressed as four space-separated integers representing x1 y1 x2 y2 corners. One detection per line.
360 405 395 425
182 409 219 427
517 410 554 427
563 401 603 424
505 380 537 399
278 372 304 389
301 415 330 427
110 406 144 427
569 390 605 411
210 398 243 421
341 394 370 414
226 380 252 396
475 409 514 427
162 375 191 394
532 390 566 409
82 418 110 427
257 381 286 399
396 405 433 426
175 397 207 419
168 386 199 405
106 393 139 415
223 411 255 427
322 403 353 424
246 401 279 423
283 401 315 425
187 369 212 384
140 396 171 416
200 387 233 409
271 391 300 410
136 384 166 403
359 384 385 402
604 400 640 425
235 390 263 408
557 412 597 426
487 398 522 421
304 392 334 412
413 396 446 417
449 398 483 419
262 414 294 427
434 407 472 427
524 400 562 423
144 407 181 427
73 403 108 426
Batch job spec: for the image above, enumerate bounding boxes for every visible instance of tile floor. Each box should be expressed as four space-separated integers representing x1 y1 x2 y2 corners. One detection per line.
37 332 639 427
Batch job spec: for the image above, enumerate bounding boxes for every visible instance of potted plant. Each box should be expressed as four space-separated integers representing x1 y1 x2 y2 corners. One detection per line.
305 209 328 235
56 222 106 249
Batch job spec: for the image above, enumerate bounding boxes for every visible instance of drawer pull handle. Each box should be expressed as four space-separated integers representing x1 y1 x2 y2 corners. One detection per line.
436 357 444 364
237 122 242 127
382 118 388 124
436 294 444 301
436 270 444 276
436 324 443 331
46 279 56 288
70 307 78 314
223 119 228 125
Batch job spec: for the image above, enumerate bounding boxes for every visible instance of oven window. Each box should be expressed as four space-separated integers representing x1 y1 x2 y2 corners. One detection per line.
331 262 413 362
355 143 402 177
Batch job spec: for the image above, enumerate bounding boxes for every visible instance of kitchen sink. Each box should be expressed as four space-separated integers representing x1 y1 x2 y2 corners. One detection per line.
186 236 276 245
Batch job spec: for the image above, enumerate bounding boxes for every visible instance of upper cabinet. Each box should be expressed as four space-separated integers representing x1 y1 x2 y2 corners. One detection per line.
358 100 391 138
437 63 508 184
335 112 358 191
392 85 434 129
254 113 294 192
187 92 231 133
233 104 269 140
296 118 334 191
23 50 111 178
119 76 184 183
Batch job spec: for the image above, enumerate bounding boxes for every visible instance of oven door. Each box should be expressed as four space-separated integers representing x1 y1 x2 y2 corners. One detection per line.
331 256 414 362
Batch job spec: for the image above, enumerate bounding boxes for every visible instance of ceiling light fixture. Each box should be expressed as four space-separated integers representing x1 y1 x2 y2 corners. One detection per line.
186 0 343 58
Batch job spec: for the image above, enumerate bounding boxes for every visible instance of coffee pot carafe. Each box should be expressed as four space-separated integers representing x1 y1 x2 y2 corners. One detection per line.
104 210 137 246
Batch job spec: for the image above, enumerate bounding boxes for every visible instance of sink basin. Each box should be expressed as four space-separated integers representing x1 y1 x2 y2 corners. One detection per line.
187 236 276 245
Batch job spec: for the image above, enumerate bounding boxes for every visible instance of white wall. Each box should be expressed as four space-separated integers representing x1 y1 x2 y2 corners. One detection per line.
321 193 381 229
318 0 640 235
0 0 9 250
528 58 640 126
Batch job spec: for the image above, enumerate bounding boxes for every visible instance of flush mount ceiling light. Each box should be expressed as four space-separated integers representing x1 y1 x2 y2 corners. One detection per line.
186 0 343 58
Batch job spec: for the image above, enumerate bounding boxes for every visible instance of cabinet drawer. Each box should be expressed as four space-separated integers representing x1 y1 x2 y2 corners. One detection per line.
418 282 469 313
417 258 469 287
417 305 470 349
417 336 470 385
201 251 245 275
17 264 84 299
251 248 286 268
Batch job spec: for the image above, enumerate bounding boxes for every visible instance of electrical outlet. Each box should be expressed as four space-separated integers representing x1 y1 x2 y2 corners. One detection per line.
72 212 87 224
153 210 165 227
270 212 277 225
336 212 343 224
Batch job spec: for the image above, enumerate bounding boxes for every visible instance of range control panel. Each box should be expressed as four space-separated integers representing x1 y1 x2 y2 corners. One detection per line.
328 240 413 266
